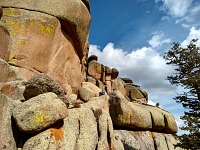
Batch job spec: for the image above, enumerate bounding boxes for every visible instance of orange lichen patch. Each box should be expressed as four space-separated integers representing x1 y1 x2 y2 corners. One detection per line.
128 131 135 136
50 128 64 142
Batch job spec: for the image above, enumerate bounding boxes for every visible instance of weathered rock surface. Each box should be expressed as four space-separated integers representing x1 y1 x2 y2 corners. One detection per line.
23 108 98 150
95 109 115 150
0 80 25 100
0 0 91 54
121 78 133 83
111 68 119 79
165 134 182 150
0 59 26 100
87 60 102 80
114 130 155 150
109 91 178 133
88 54 98 63
23 74 67 102
153 133 169 150
81 94 110 112
78 82 102 102
0 0 181 149
0 58 23 83
0 93 17 150
13 92 68 133
109 91 152 130
0 7 85 93
125 84 148 104
86 76 96 85
111 78 126 96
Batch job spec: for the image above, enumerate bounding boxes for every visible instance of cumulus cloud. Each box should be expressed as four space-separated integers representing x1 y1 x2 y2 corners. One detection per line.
89 42 175 93
156 0 193 17
148 31 171 48
181 27 200 47
156 0 200 27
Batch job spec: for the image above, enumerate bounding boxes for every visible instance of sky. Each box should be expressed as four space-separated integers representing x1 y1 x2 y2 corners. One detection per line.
88 0 200 135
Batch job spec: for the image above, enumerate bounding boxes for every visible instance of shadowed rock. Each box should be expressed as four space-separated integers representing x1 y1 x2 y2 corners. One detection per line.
23 74 67 103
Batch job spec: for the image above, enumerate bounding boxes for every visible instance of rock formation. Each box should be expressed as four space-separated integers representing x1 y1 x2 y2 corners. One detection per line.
0 0 182 150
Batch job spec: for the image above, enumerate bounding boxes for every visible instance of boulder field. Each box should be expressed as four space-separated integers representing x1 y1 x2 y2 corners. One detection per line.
0 1 182 150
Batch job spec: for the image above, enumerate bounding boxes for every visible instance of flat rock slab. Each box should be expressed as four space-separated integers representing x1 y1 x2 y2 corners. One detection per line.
13 92 68 133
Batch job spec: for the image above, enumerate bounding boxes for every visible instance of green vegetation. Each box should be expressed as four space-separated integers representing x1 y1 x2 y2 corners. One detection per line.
164 39 200 149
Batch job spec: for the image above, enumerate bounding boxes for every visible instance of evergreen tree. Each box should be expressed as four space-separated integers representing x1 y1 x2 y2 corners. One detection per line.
164 39 200 149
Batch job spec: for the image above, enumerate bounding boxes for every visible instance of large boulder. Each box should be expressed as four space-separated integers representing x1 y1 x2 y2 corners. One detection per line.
109 91 152 130
111 78 126 96
13 92 68 133
23 108 98 150
111 68 119 79
0 6 89 93
78 82 102 102
0 0 91 55
23 74 67 102
81 95 110 112
125 84 148 104
87 60 102 80
109 91 178 133
0 94 17 150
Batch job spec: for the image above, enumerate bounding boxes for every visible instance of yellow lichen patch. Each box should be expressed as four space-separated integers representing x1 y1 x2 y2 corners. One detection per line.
39 23 55 36
13 39 26 49
118 113 132 125
50 128 64 143
3 8 20 16
6 20 24 36
8 61 17 66
8 51 16 61
34 113 49 126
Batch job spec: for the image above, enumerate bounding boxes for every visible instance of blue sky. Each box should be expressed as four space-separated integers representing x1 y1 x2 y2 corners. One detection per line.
88 0 200 134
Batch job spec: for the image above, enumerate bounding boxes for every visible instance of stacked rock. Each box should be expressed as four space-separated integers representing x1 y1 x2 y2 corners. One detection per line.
0 0 182 150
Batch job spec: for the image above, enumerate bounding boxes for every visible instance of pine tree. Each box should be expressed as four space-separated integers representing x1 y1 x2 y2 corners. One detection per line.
164 39 200 149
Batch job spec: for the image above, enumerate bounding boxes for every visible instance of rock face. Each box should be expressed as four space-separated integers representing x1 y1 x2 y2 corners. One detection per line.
0 0 182 150
109 91 178 133
0 94 16 150
0 0 91 94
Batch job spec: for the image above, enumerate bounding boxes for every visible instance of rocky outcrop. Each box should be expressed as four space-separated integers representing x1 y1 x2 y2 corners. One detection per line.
109 91 177 133
0 0 91 94
0 0 182 149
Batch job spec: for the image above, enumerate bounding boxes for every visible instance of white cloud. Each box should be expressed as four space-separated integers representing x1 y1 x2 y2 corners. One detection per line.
148 100 156 106
181 27 200 47
89 42 175 93
161 16 170 21
158 0 193 17
148 31 171 48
